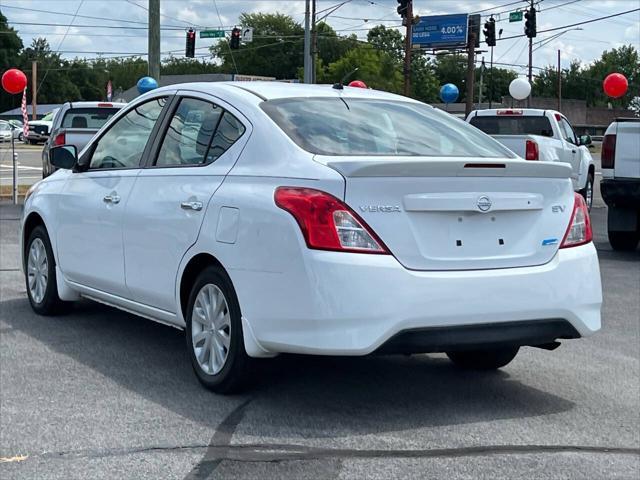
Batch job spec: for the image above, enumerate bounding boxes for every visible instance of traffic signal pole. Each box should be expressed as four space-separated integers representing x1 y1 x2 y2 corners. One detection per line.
465 31 476 117
526 0 535 107
304 0 312 84
403 1 413 96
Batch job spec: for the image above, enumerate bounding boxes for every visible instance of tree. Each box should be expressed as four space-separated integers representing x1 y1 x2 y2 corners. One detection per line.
318 45 403 93
0 11 24 112
433 53 467 101
162 56 220 75
588 45 639 108
410 54 438 103
211 13 304 79
367 25 403 61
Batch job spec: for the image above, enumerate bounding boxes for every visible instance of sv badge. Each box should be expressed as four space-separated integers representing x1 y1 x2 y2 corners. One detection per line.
551 205 566 213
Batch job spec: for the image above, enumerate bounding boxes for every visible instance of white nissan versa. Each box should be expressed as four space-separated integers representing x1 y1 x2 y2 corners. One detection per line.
21 82 602 393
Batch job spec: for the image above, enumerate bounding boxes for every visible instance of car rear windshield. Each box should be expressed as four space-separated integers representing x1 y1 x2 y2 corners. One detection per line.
261 97 515 158
469 115 554 137
61 108 120 129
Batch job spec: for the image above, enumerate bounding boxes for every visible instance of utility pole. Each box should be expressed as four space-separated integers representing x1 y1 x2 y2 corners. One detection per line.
479 57 485 105
526 0 535 107
465 32 476 117
304 0 312 84
31 61 37 121
148 0 160 80
403 0 413 96
311 0 317 83
557 49 561 112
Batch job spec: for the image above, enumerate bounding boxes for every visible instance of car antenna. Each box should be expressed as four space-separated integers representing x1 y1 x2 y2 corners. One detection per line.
333 67 359 90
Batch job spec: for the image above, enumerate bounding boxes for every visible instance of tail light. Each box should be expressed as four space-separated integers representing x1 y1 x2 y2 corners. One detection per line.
53 132 66 146
525 139 539 161
601 134 616 169
560 193 592 248
274 187 390 254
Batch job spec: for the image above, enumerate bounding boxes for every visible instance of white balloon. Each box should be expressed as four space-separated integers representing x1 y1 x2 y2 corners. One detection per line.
509 78 531 101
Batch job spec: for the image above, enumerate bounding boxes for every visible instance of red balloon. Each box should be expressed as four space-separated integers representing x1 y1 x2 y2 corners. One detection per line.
348 80 367 89
603 73 628 99
2 69 27 94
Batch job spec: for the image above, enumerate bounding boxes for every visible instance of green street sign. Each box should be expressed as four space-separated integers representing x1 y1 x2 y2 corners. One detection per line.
509 11 523 22
200 30 225 39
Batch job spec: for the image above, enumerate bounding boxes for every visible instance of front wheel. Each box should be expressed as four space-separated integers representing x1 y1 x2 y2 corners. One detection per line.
185 266 249 394
25 226 66 315
580 172 594 211
446 346 519 370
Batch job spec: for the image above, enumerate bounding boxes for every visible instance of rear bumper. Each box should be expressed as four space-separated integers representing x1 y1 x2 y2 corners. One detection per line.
601 178 640 208
376 319 579 354
234 242 602 356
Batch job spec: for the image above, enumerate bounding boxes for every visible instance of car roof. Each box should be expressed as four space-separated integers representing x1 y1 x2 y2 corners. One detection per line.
154 81 424 104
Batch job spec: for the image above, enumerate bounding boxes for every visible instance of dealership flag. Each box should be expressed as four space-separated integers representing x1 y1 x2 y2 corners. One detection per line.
21 88 28 138
106 80 113 101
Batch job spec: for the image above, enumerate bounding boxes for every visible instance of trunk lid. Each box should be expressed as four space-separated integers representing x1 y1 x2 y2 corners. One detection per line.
321 157 574 271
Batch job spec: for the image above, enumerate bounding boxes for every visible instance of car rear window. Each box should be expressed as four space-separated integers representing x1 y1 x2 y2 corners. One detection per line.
261 97 515 158
61 108 120 129
470 115 554 137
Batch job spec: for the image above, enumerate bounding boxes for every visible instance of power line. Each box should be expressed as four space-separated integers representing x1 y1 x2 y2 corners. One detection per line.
0 4 184 29
123 0 201 28
212 0 238 74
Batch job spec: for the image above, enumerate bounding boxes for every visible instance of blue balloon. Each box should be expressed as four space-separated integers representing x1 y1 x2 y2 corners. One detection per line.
137 76 158 94
439 83 459 104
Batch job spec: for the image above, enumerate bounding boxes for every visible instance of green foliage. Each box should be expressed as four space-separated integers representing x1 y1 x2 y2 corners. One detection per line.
534 45 639 107
0 11 25 112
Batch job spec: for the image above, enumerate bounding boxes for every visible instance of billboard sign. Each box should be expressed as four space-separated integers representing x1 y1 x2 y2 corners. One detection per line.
412 13 469 48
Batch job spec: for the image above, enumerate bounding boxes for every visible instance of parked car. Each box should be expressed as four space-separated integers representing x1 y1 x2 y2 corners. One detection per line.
42 101 126 178
0 120 13 142
601 117 640 251
21 82 602 393
466 109 596 209
26 109 59 144
10 120 24 142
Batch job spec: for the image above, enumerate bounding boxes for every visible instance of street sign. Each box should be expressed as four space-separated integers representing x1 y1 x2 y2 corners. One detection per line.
412 13 469 49
241 27 254 43
509 11 523 22
200 30 225 39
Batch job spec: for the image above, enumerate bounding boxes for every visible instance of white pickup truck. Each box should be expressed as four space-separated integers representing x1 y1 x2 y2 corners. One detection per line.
466 108 595 209
601 117 640 251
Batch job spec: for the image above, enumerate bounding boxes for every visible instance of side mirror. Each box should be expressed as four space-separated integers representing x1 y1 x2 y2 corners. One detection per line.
50 145 78 170
580 135 592 146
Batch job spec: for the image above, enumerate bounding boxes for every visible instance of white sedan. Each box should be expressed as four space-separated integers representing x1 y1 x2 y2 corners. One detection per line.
21 82 602 393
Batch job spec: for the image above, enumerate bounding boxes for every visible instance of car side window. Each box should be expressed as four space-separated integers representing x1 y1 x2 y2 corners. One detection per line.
207 112 246 162
89 97 166 170
559 118 577 145
156 98 223 166
155 98 245 167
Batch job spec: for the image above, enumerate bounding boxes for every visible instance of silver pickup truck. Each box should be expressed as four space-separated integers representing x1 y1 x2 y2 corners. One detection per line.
42 101 126 178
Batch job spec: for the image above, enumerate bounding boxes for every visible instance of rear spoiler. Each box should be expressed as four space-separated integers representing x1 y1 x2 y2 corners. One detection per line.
322 158 572 179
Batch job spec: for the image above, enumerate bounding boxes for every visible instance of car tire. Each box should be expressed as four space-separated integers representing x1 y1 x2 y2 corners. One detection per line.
580 172 594 211
18 133 24 142
25 226 66 315
185 266 249 394
608 230 639 251
446 346 519 370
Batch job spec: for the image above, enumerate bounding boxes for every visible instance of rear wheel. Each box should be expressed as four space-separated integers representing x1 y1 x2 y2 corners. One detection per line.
185 266 249 394
25 226 66 315
608 230 639 251
446 346 519 370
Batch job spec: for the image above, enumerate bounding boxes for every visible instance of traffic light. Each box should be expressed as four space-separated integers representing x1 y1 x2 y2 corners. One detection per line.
484 17 496 47
524 7 537 38
230 28 241 50
185 28 196 57
397 0 409 21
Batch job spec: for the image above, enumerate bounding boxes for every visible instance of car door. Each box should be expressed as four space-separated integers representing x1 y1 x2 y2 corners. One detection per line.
122 92 250 313
55 96 169 296
557 117 581 188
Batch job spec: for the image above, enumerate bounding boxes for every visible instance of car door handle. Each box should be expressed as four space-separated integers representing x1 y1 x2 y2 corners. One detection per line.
103 194 121 204
181 201 203 211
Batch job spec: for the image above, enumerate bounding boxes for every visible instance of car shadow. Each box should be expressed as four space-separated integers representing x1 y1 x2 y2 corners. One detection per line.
1 296 575 439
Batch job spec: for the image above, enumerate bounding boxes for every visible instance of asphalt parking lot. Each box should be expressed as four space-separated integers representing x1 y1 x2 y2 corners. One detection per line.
1 199 638 479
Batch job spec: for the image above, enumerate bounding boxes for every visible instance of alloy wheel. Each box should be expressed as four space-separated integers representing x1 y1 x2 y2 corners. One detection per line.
27 238 48 304
191 284 231 375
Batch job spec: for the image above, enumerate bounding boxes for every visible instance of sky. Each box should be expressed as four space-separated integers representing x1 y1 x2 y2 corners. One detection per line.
1 0 639 78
